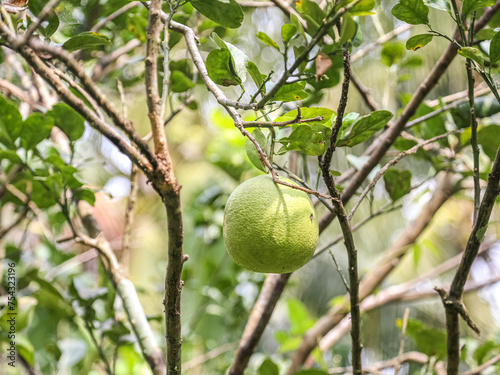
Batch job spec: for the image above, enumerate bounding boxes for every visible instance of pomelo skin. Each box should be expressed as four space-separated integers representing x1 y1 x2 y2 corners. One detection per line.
223 175 319 274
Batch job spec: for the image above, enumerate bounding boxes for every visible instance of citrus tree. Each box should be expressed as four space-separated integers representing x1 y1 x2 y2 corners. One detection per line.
1 0 500 374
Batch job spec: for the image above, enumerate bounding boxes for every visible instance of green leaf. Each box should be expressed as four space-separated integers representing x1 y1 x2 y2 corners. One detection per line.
206 48 241 86
0 150 22 164
287 298 316 334
0 96 22 149
278 124 331 156
391 0 430 25
256 31 280 51
28 0 59 37
47 104 85 141
462 0 495 17
281 24 298 43
490 31 500 63
63 32 111 52
474 28 497 41
400 55 423 68
273 82 308 102
273 107 335 127
339 13 356 45
73 188 96 206
350 0 376 16
414 103 448 146
258 358 279 375
247 61 264 91
296 0 326 34
398 319 447 359
383 169 412 201
381 42 405 66
21 113 54 150
245 128 268 172
212 34 249 82
337 112 360 140
477 125 500 160
458 47 485 69
425 0 451 12
336 110 393 147
406 34 433 51
16 335 35 365
190 0 243 28
413 243 422 265
170 70 195 93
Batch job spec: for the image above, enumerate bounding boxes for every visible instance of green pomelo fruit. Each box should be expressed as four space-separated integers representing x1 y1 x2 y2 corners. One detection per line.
223 175 319 273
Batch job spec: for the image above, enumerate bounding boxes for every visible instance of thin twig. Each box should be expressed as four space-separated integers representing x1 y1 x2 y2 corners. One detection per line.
394 308 410 375
257 0 364 108
328 249 350 293
317 45 363 375
322 4 500 234
121 165 138 276
313 202 401 259
91 1 141 32
461 353 500 375
27 39 155 165
348 131 458 222
288 172 457 373
350 24 413 63
20 0 62 44
183 342 239 371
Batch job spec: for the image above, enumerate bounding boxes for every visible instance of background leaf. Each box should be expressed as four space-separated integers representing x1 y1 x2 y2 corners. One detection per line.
63 32 111 52
190 0 244 28
336 110 393 147
406 34 433 51
206 49 241 86
47 104 85 141
273 82 308 102
245 128 268 172
391 0 430 25
383 169 412 201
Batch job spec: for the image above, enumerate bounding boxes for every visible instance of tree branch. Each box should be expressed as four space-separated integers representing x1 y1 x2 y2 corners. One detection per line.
287 172 458 373
319 3 500 232
441 128 500 375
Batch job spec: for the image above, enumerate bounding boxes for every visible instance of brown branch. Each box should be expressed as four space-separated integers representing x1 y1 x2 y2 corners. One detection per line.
256 0 363 108
242 113 324 128
20 0 62 43
350 24 413 63
461 353 500 375
348 131 458 221
143 96 195 142
269 0 308 29
0 205 29 240
317 46 363 375
183 342 239 371
328 351 445 375
0 77 38 108
121 165 138 276
145 3 185 375
228 273 291 375
75 232 166 375
92 39 141 81
238 1 274 7
319 273 500 356
91 1 141 32
441 122 500 375
25 39 155 166
394 308 411 375
287 172 458 373
319 3 500 232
